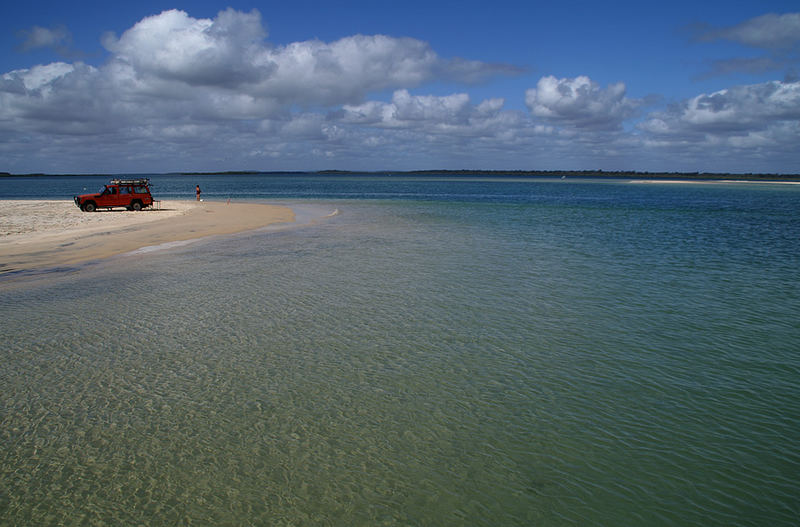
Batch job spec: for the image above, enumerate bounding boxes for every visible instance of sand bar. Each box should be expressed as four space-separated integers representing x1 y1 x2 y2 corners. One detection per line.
629 179 800 185
0 200 294 274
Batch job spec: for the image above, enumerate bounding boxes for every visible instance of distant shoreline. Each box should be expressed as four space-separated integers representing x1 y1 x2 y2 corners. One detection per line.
3 169 800 181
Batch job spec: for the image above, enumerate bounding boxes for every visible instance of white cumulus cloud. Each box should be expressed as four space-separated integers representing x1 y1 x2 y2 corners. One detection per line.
257 35 440 105
103 9 270 87
341 89 513 133
3 8 800 174
1 8 520 134
98 8 515 105
640 80 800 135
636 80 800 170
0 8 522 172
525 75 643 130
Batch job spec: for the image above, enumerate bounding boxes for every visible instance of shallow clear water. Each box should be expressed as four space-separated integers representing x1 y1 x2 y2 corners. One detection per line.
1 177 799 525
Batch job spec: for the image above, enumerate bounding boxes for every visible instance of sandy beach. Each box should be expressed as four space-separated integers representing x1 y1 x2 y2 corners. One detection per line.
0 199 294 274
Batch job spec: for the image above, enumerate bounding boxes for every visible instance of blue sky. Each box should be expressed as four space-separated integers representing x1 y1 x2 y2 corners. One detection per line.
1 1 798 173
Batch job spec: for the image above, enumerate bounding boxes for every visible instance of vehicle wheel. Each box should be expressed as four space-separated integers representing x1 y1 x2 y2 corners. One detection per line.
83 202 96 212
131 201 142 211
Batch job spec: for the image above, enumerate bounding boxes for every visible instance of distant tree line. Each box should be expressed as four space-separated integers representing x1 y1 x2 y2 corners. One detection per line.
2 170 799 180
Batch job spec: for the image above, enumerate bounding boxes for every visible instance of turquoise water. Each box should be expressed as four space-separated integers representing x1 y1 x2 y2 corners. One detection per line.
1 176 799 525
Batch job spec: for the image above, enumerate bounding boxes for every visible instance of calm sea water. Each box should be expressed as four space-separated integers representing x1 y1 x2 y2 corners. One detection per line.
1 175 799 525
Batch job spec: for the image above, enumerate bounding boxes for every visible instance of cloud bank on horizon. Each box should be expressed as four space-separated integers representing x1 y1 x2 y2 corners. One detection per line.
2 6 799 174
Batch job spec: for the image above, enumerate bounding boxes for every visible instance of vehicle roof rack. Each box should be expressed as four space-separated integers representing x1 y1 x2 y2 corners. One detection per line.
110 178 151 186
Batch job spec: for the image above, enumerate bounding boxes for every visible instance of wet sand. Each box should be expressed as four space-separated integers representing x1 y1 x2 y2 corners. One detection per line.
0 200 295 274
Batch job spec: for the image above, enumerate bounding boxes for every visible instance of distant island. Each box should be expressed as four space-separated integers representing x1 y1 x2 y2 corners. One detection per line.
2 169 800 181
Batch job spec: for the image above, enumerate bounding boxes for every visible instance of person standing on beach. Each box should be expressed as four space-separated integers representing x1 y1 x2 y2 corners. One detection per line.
196 185 201 201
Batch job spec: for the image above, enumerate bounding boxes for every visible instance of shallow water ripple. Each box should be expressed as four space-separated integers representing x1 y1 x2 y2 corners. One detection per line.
3 188 800 525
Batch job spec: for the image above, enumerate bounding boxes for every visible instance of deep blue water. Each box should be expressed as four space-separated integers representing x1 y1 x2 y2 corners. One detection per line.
3 174 798 210
1 175 799 525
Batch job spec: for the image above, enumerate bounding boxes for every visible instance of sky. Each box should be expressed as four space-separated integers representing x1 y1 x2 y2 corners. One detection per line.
1 0 799 174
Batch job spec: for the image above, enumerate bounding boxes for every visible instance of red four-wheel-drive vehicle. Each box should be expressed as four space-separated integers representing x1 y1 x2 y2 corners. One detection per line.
74 178 154 212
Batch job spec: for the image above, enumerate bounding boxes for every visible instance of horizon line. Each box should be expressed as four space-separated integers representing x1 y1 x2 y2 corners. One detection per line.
3 169 800 180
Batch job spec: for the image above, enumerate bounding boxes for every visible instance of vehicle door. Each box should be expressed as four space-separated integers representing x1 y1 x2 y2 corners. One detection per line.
96 186 117 207
119 185 131 206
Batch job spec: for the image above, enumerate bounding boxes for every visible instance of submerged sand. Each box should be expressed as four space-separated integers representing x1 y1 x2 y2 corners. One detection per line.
0 200 295 274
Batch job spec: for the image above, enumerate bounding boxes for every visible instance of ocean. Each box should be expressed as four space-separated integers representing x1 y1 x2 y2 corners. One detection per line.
1 175 799 525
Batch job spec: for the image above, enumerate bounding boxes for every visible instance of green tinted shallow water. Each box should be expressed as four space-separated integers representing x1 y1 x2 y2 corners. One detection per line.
1 180 799 525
